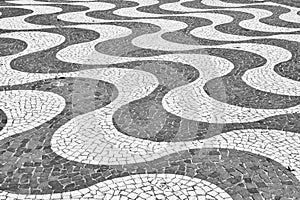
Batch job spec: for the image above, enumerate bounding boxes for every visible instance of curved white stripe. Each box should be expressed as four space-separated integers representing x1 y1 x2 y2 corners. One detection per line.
51 67 206 165
0 31 68 86
56 24 136 64
57 23 202 65
60 29 296 121
164 0 300 30
57 2 115 23
190 12 256 41
160 0 200 13
51 58 300 164
57 26 300 121
0 174 233 199
120 16 300 97
202 0 265 7
159 0 194 13
59 24 300 96
161 53 300 124
57 0 245 23
113 0 162 18
6 0 53 4
55 20 300 183
193 9 297 39
50 67 300 181
205 129 300 180
6 0 94 4
64 0 94 1
131 18 199 51
0 90 65 140
279 7 300 24
0 5 61 30
238 8 300 33
160 0 271 12
0 2 299 200
165 4 300 33
132 9 300 50
239 41 300 96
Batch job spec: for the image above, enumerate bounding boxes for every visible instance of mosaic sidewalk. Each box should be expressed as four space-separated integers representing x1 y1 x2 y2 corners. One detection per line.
1 0 300 199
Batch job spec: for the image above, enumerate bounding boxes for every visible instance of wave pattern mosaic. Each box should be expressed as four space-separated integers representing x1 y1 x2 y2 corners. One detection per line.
1 0 300 199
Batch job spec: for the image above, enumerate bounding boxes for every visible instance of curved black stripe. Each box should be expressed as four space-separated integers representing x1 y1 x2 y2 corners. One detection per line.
0 1 17 6
113 60 199 142
0 77 118 194
265 0 300 8
248 4 300 28
0 109 7 132
211 9 284 36
136 0 185 15
0 38 27 57
182 0 300 30
95 18 209 56
161 20 300 82
220 0 300 8
35 0 93 2
182 0 232 9
251 38 300 82
122 148 300 199
24 4 89 26
0 7 33 19
10 27 100 73
1 1 300 198
95 21 162 56
203 47 300 109
10 26 300 110
181 0 263 9
86 0 139 20
112 48 300 142
219 0 268 3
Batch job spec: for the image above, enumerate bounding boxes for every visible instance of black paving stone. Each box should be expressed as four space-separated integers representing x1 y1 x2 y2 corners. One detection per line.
0 38 27 57
0 78 118 194
1 0 300 199
0 7 33 19
0 110 7 131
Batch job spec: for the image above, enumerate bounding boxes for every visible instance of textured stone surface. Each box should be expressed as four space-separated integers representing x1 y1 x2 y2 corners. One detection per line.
1 0 300 199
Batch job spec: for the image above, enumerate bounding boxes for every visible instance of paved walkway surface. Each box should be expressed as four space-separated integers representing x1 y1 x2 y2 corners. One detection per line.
1 0 300 199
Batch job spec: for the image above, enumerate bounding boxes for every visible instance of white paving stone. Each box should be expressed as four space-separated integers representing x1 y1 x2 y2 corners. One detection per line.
0 90 66 140
0 174 231 200
0 5 61 30
279 7 300 24
0 31 69 86
57 2 115 23
1 0 300 199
